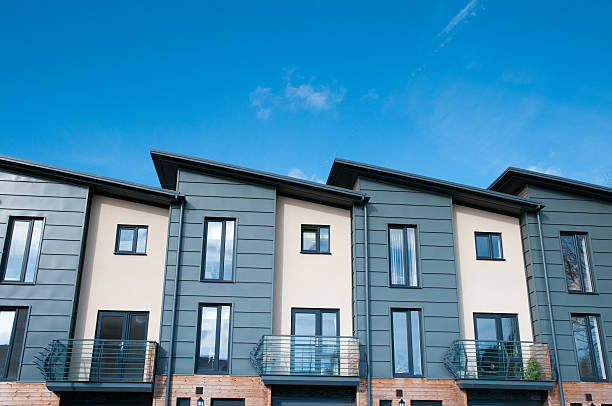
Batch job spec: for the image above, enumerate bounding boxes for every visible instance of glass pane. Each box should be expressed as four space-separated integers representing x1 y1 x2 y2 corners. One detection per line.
293 313 316 335
4 220 30 281
588 316 606 380
576 234 593 292
24 220 43 282
410 311 422 375
501 316 519 342
199 306 219 370
98 315 125 340
302 229 317 251
0 310 16 374
218 306 230 372
129 314 148 340
389 228 406 285
475 317 497 341
406 228 418 286
136 228 148 254
118 228 135 252
490 234 502 259
322 312 338 336
572 316 595 379
392 311 409 374
475 234 491 258
6 309 26 379
561 234 582 291
319 227 330 253
204 221 222 279
223 221 235 281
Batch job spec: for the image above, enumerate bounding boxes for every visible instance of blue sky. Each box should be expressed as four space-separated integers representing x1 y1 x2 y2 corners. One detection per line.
1 1 611 189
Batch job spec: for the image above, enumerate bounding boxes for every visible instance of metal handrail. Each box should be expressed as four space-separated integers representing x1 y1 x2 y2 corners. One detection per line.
250 335 360 377
443 339 554 381
34 339 157 383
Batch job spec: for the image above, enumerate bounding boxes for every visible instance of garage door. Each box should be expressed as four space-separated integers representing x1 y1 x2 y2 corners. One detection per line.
468 400 541 406
59 392 152 406
272 387 354 406
272 397 353 406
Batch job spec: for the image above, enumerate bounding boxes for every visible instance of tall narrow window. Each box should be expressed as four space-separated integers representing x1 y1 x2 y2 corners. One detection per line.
202 219 235 281
391 309 422 376
0 308 27 380
115 225 148 254
197 304 231 373
389 226 418 287
561 232 594 292
1 218 43 283
571 314 607 381
475 232 503 260
301 225 330 254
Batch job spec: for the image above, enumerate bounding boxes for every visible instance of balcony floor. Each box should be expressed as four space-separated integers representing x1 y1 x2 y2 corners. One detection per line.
262 374 361 386
457 379 554 391
46 381 154 393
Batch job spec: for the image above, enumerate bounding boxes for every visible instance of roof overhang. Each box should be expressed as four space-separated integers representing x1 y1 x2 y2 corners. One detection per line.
327 159 541 215
151 150 367 208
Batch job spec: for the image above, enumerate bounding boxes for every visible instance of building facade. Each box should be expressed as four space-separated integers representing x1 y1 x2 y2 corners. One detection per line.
0 152 610 405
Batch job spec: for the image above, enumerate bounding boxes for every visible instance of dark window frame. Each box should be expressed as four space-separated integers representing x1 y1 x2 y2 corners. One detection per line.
388 225 420 288
0 217 45 284
474 232 504 260
176 398 191 406
473 313 520 340
201 218 236 282
560 231 595 294
571 313 608 382
114 224 148 255
290 308 340 336
390 308 424 378
195 304 232 374
0 307 28 381
300 225 331 254
94 310 149 340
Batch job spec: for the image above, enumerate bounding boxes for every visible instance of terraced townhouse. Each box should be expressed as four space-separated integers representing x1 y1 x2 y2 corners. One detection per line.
0 151 610 406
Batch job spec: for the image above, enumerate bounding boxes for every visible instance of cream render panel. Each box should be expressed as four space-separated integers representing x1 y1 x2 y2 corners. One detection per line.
453 204 533 341
73 195 169 342
273 196 353 336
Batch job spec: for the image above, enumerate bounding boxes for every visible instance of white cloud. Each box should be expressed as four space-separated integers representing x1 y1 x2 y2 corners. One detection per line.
440 0 479 36
526 165 563 176
360 88 380 101
249 86 277 120
287 168 325 184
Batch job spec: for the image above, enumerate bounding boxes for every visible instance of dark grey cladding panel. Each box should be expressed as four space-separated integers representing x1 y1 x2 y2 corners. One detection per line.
521 184 612 382
0 169 88 381
353 176 461 379
158 168 275 376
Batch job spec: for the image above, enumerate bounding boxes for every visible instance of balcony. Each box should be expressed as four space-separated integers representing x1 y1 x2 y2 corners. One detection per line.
444 340 554 391
34 339 157 392
250 335 360 386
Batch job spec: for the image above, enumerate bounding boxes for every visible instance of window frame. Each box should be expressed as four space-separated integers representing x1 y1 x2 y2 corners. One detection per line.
0 307 28 381
300 225 331 254
114 224 148 255
0 217 45 284
560 232 595 294
570 313 608 382
195 304 232 374
388 225 420 288
201 218 236 282
474 232 504 261
290 308 340 336
390 308 424 377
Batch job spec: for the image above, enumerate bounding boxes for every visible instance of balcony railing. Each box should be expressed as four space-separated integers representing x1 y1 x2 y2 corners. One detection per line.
34 339 156 391
250 335 360 378
444 340 554 382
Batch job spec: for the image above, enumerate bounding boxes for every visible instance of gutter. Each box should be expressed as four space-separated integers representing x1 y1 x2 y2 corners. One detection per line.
536 208 565 405
362 197 372 406
165 199 185 406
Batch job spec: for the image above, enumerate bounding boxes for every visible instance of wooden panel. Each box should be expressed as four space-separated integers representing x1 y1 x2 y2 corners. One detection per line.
547 381 612 405
0 382 59 406
356 378 466 406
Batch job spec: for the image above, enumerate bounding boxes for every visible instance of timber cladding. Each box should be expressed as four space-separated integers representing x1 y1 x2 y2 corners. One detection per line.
356 378 467 406
153 375 270 406
547 381 612 406
0 382 59 406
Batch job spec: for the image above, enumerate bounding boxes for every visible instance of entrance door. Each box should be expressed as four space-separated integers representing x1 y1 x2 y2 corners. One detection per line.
474 314 520 377
291 309 339 375
92 311 148 381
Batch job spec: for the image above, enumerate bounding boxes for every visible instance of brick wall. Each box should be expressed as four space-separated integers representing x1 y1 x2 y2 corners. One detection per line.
548 381 612 406
356 378 467 406
0 382 59 406
153 375 270 406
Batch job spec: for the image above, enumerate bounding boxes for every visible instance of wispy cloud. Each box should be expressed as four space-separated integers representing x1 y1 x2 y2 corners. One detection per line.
526 165 563 176
440 0 479 36
287 168 325 184
360 88 380 101
249 72 345 119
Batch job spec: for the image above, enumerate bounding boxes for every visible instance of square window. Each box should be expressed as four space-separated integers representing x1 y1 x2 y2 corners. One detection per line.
474 232 503 260
202 219 235 281
300 225 330 254
115 225 148 254
1 218 43 283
